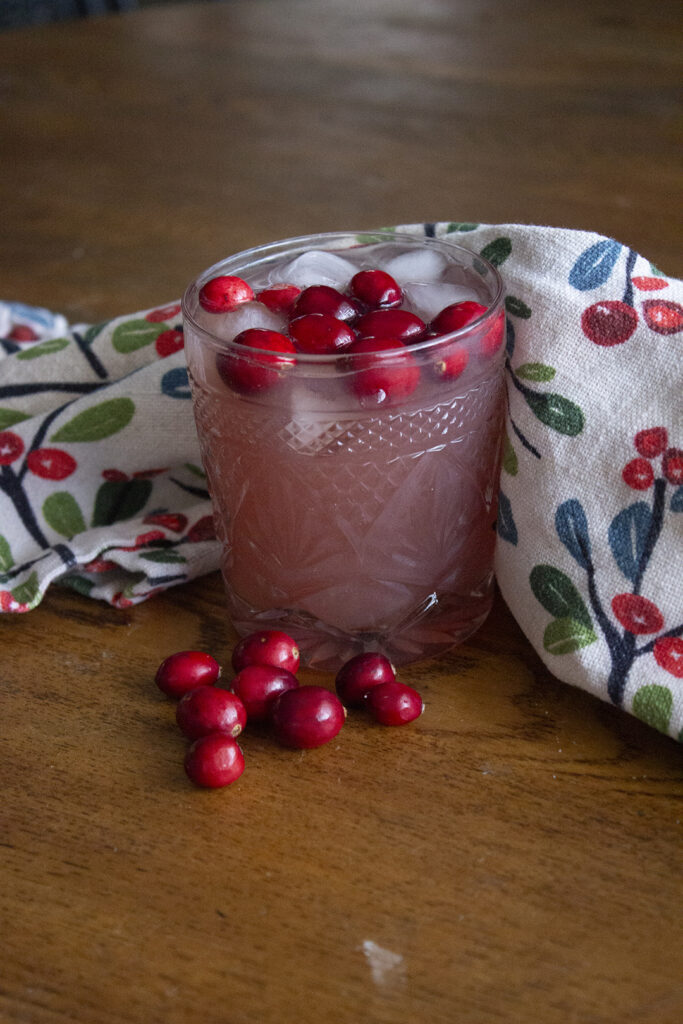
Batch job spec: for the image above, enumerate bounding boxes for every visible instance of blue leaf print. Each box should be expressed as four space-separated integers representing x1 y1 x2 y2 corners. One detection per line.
671 486 683 512
608 502 652 582
505 317 515 357
555 499 591 568
568 239 622 291
161 367 191 399
497 491 518 545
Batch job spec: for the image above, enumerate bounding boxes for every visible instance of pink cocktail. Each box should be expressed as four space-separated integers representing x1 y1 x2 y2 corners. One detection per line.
183 231 505 670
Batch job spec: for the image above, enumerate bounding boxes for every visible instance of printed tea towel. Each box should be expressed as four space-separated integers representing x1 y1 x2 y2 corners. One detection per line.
1 223 681 741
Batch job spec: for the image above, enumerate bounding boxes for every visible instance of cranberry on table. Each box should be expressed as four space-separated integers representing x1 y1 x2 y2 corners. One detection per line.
350 269 402 309
291 285 361 322
367 681 424 726
155 650 221 698
271 686 346 749
198 274 254 313
176 685 247 740
231 629 300 674
184 734 245 788
289 313 356 355
346 337 420 406
231 664 299 721
335 652 396 708
354 308 426 342
216 328 296 394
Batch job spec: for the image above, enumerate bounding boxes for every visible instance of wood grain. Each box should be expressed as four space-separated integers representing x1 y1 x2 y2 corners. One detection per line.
1 3 682 1023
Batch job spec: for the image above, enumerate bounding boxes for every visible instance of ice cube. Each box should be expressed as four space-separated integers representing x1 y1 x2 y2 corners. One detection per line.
196 301 286 341
381 249 447 286
402 283 480 322
275 250 357 290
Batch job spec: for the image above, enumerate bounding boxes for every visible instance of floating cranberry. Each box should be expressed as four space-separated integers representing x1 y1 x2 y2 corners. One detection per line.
8 324 39 342
231 664 299 720
641 299 683 335
176 685 247 740
634 427 668 459
155 328 185 358
0 431 25 465
367 681 424 725
291 285 360 322
346 337 420 406
434 343 469 381
653 637 683 678
26 448 77 480
198 275 254 313
289 313 356 355
662 448 683 485
184 734 245 788
350 269 402 308
155 650 221 698
335 652 396 708
355 308 426 342
143 512 188 533
231 629 300 675
612 593 664 635
256 284 301 314
479 310 506 356
145 302 182 323
271 686 345 749
581 301 638 346
622 458 654 490
216 328 296 394
430 300 487 336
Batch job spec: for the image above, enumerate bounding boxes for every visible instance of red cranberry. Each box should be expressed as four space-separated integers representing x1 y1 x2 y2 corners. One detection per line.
155 650 221 698
231 664 299 720
256 284 301 314
216 328 296 394
335 652 396 708
662 447 683 485
176 686 247 740
479 310 506 355
231 629 300 674
346 337 420 406
433 343 469 381
289 313 356 354
430 300 487 335
622 458 654 490
271 686 346 749
367 681 424 725
634 427 668 459
355 308 426 342
291 285 360 322
198 275 254 313
8 324 39 342
350 269 402 308
184 734 245 788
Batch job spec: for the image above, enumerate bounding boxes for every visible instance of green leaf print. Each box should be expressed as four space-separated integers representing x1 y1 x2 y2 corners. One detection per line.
515 363 556 383
505 295 532 319
16 338 70 360
63 576 95 597
446 223 478 232
501 433 518 476
480 237 512 268
51 398 135 443
0 409 30 430
543 616 597 655
632 685 673 734
184 463 207 478
529 564 593 628
112 320 163 354
0 534 14 572
91 479 152 527
11 571 39 607
43 492 87 538
83 321 109 345
524 392 584 436
140 550 187 564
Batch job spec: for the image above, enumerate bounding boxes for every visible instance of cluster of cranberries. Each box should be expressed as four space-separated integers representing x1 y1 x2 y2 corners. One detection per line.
155 630 424 788
198 270 502 403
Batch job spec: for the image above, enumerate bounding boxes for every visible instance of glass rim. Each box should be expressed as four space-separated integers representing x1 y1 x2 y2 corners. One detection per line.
181 229 505 364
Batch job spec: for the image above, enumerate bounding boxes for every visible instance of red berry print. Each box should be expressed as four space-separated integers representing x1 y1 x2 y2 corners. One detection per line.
350 269 402 309
184 734 245 788
641 299 683 335
26 448 77 480
231 664 299 720
634 427 668 459
123 529 166 551
145 302 182 323
143 512 188 533
291 285 360 323
155 329 184 358
581 301 638 346
367 681 424 725
8 324 39 342
632 276 667 292
289 313 355 355
155 650 221 698
0 431 24 465
355 308 426 342
271 686 345 749
346 337 420 406
83 558 119 573
256 284 301 314
231 629 300 675
653 637 683 678
111 591 134 609
133 467 168 479
0 590 30 612
334 652 396 708
612 594 664 635
176 686 247 740
102 468 129 482
430 300 487 335
622 458 654 490
199 275 254 313
186 516 217 543
216 328 296 394
662 448 683 485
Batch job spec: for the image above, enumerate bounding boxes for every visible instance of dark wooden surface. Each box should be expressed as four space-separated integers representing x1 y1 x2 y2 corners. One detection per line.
1 3 682 1023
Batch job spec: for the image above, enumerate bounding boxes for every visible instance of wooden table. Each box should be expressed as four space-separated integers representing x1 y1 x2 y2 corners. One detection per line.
1 3 681 1022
